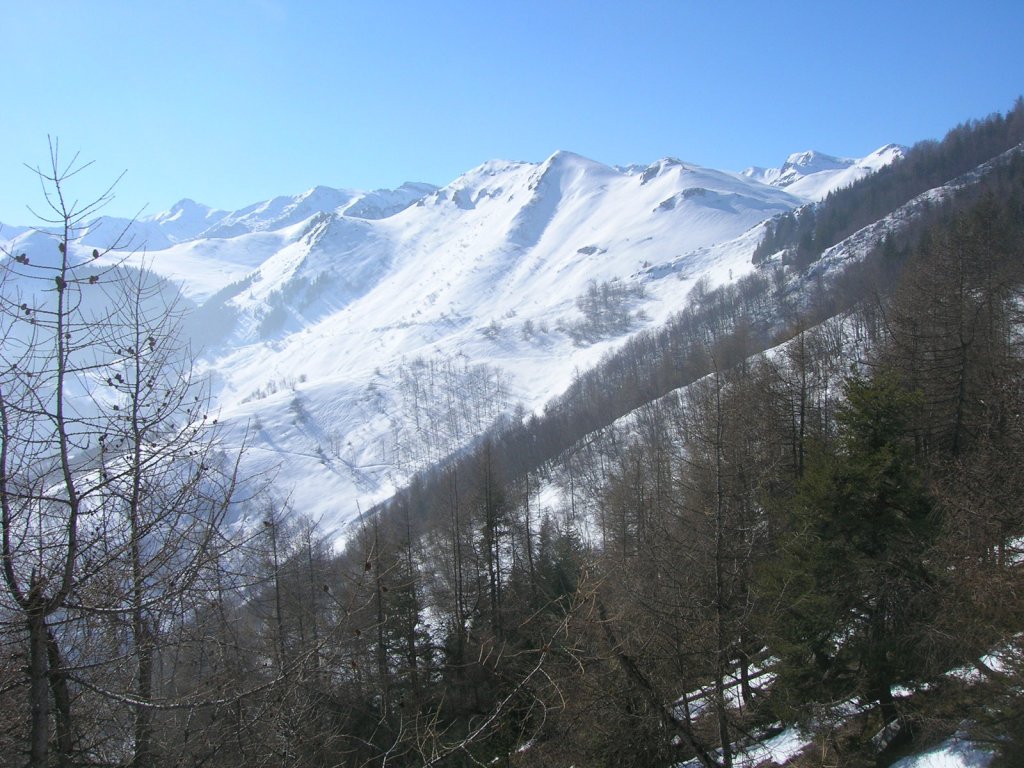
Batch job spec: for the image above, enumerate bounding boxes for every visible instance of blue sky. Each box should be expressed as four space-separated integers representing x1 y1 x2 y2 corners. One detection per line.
2 1 1022 222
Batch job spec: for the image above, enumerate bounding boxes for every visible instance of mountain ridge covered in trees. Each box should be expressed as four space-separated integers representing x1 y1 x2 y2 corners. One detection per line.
753 97 1024 270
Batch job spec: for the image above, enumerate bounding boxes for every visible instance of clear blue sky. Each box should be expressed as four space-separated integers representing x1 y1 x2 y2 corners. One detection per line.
3 1 1022 222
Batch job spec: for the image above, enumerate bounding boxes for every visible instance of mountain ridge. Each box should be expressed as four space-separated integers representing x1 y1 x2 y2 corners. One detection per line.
742 143 905 199
0 145 900 253
0 145 901 531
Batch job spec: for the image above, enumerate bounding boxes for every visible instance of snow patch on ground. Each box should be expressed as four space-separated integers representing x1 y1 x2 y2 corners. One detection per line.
890 736 993 768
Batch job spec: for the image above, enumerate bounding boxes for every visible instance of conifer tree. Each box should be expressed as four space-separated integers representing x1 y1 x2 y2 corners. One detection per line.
765 375 942 727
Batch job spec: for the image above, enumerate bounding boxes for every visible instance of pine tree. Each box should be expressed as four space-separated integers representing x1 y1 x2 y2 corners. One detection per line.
764 374 942 728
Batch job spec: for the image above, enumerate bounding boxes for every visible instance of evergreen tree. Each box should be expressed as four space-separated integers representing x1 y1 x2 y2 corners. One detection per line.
764 375 942 727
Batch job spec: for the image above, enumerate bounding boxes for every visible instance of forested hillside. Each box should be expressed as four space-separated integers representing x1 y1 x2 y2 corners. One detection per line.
754 97 1024 269
2 105 1023 767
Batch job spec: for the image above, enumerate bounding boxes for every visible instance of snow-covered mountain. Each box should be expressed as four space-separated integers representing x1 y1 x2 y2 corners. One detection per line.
0 145 900 534
743 144 905 200
0 221 28 241
45 182 439 253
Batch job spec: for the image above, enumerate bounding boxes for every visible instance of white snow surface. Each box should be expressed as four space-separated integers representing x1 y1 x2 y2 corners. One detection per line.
890 736 993 768
743 143 904 201
0 220 28 241
0 147 891 535
735 727 809 767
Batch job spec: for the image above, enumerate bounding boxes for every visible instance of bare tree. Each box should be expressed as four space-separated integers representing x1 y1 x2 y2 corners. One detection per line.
0 142 242 766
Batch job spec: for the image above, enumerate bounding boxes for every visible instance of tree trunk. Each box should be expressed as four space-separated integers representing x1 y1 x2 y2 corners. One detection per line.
47 629 75 767
131 628 154 768
27 604 50 768
712 368 733 768
738 644 754 709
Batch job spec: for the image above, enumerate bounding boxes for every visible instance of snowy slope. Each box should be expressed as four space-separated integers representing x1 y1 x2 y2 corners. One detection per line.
194 152 804 529
743 144 904 201
1 181 439 257
0 221 28 242
149 198 230 242
1 147 891 535
196 155 796 383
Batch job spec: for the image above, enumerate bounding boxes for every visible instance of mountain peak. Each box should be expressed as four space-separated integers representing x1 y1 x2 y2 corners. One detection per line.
395 181 439 195
297 185 357 204
155 197 212 219
782 150 851 173
860 143 907 168
538 150 613 177
535 150 616 185
743 144 902 201
544 149 588 164
637 157 691 184
170 197 200 210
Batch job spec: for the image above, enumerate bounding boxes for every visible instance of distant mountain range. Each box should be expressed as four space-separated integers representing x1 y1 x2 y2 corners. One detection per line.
741 144 904 199
0 145 903 532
